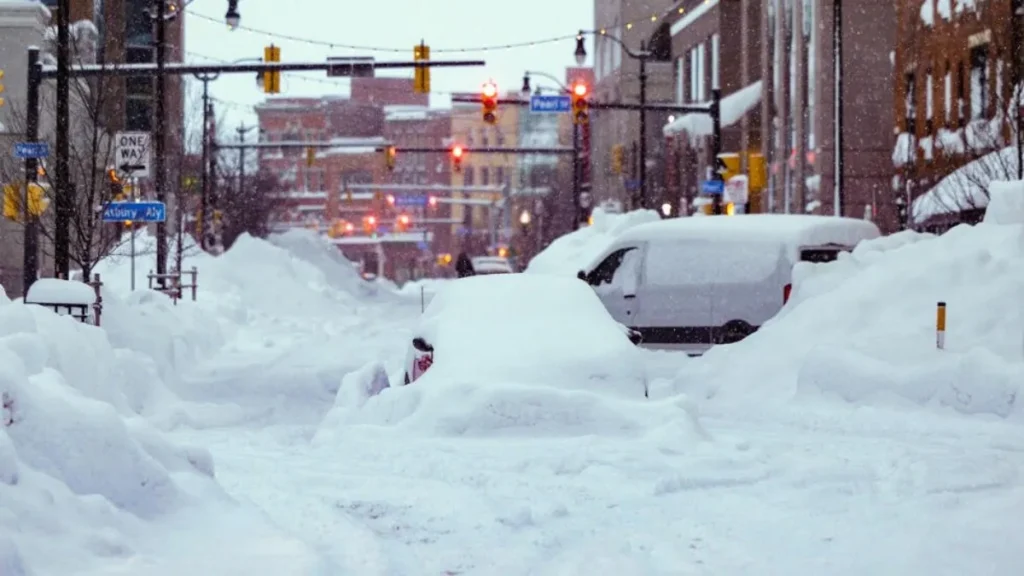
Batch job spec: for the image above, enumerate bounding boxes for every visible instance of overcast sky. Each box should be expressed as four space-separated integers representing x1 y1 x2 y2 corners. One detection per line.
184 0 594 133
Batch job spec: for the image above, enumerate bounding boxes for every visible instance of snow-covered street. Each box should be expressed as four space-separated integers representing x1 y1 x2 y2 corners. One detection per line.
6 212 1024 574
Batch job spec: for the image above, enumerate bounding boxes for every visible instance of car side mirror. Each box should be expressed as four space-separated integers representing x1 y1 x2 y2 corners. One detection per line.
577 270 587 282
412 337 434 353
627 329 643 345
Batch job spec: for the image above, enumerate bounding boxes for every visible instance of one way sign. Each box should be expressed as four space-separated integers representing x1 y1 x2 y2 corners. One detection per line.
114 131 151 178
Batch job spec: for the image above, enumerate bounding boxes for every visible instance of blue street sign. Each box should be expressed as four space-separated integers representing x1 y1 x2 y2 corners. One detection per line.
101 201 166 223
702 179 725 194
529 94 572 114
624 178 640 192
394 195 428 207
14 142 49 159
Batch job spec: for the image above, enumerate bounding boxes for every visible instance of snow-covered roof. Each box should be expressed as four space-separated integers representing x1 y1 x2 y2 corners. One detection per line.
911 146 1017 223
663 81 762 139
615 214 880 249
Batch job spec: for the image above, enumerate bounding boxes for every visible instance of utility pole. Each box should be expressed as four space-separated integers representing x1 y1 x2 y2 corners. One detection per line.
54 0 71 277
22 47 41 292
195 72 219 249
572 123 582 229
1013 0 1023 180
638 41 648 211
237 124 254 197
833 0 845 215
153 0 169 285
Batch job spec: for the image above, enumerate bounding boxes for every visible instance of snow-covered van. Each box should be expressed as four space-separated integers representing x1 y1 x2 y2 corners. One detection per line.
576 214 880 354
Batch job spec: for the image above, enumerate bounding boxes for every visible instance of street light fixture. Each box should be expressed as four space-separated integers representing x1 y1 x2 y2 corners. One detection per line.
661 202 672 217
225 0 241 30
574 29 652 210
574 32 587 66
521 74 531 99
519 210 531 226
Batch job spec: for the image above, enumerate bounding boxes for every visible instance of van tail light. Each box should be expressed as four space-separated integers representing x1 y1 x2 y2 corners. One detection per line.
783 283 793 304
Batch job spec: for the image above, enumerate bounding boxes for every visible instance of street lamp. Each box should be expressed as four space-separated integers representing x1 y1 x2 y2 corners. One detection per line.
661 202 672 217
225 0 241 30
519 210 532 226
574 29 652 210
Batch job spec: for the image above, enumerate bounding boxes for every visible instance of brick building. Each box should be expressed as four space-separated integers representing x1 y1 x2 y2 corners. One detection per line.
449 91 520 255
255 78 450 282
590 0 675 208
896 0 1017 230
660 0 763 216
382 105 453 258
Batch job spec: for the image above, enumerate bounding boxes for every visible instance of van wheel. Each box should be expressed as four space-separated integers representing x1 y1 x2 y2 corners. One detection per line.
718 320 754 344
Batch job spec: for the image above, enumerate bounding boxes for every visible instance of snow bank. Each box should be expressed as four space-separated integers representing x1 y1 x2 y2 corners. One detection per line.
266 229 394 300
526 208 660 276
984 180 1024 225
0 287 218 572
671 219 1024 420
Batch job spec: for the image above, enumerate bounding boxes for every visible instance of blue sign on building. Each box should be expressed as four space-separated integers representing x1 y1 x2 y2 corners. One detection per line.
14 142 49 159
702 179 725 194
529 95 572 114
101 201 166 223
394 195 428 207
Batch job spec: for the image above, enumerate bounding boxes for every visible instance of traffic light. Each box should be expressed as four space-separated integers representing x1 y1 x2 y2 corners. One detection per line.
395 213 411 232
451 145 464 172
263 44 281 94
107 168 120 183
428 195 438 209
386 194 396 207
3 182 47 222
571 81 589 125
305 146 315 167
0 69 5 107
363 214 377 234
481 82 498 124
413 41 431 94
385 145 397 171
611 144 625 175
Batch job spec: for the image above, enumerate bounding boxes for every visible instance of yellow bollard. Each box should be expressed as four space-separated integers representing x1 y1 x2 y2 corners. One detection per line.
936 301 946 350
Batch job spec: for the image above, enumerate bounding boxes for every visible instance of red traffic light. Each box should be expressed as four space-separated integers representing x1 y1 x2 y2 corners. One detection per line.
573 82 587 97
365 215 377 226
344 222 355 234
482 82 497 98
452 145 463 158
398 214 410 226
386 194 395 205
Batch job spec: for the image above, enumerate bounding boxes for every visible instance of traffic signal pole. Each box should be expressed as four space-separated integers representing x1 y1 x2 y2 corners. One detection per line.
21 52 484 293
22 47 41 292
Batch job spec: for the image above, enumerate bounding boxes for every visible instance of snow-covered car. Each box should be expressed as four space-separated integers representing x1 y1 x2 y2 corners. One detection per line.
470 256 514 275
400 273 647 397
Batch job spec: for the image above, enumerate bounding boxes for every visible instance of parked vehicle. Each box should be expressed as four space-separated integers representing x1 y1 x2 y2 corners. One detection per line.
470 256 514 275
401 274 646 396
577 214 880 355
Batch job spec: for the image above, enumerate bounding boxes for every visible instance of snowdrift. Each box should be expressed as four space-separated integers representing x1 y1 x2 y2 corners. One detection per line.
672 190 1024 420
313 275 701 443
266 229 394 300
0 287 215 572
526 208 660 276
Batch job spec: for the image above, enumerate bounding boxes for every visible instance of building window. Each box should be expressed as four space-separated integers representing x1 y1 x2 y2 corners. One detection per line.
479 129 488 147
969 45 987 121
675 57 685 103
481 167 490 186
957 61 966 127
125 97 152 131
925 67 934 134
466 132 474 146
496 131 505 145
944 61 952 124
689 48 699 102
711 34 720 90
903 72 916 133
496 166 505 185
125 0 153 47
464 167 474 186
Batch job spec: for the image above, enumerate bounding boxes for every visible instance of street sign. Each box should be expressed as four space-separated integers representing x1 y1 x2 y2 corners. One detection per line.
14 141 48 159
114 131 151 177
394 194 428 207
102 201 166 223
327 56 375 78
529 94 572 114
624 178 640 192
702 179 725 194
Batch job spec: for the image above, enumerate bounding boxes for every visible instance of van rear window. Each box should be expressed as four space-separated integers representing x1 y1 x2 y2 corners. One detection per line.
800 248 848 263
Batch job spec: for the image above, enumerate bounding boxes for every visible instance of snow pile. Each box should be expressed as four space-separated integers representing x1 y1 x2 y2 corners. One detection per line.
983 180 1024 225
526 207 660 276
671 211 1024 420
314 274 690 440
266 229 394 300
0 290 213 572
